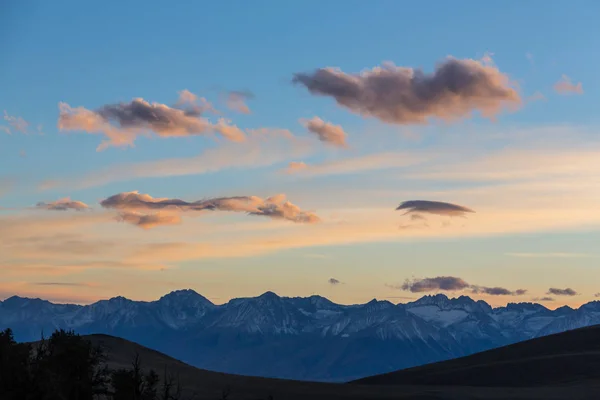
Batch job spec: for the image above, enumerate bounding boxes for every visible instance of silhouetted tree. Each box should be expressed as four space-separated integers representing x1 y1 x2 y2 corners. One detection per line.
160 366 183 400
111 353 160 400
31 329 110 400
0 328 109 400
0 328 32 400
1 328 204 400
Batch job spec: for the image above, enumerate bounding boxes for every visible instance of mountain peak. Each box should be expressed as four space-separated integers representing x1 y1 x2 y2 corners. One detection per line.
168 289 200 296
411 293 450 306
503 302 548 312
2 296 49 307
258 291 280 299
106 296 133 304
158 289 212 304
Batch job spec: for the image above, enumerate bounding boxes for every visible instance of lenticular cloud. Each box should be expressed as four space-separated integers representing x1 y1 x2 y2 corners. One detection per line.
293 56 520 125
396 200 475 217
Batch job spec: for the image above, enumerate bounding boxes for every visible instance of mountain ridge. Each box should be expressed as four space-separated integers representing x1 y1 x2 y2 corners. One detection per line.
3 289 600 381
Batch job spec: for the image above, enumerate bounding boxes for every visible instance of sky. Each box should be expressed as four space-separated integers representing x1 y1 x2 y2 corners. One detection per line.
1 0 600 308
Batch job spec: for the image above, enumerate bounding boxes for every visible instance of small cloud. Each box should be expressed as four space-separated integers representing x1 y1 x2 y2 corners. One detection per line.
117 211 182 229
553 75 583 95
526 52 534 66
300 117 348 148
398 223 428 230
33 282 90 287
19 150 26 158
410 214 427 222
226 90 254 114
396 200 475 217
532 296 554 302
527 91 546 103
399 276 470 293
328 278 342 285
3 111 29 133
480 51 495 66
293 55 521 125
471 286 527 296
595 293 600 298
285 161 308 173
175 89 217 114
176 89 198 105
0 126 10 135
547 287 578 296
36 198 90 211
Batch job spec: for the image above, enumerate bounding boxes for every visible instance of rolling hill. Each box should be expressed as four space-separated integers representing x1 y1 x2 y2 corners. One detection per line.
89 328 600 400
353 324 600 387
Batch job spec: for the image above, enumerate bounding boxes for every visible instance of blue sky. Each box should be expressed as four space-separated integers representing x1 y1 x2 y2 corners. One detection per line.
1 0 599 307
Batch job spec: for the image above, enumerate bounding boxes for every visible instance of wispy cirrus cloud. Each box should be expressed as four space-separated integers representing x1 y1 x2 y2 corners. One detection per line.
3 110 29 133
547 287 578 296
553 75 583 95
300 117 348 148
43 128 314 190
58 91 245 150
293 56 520 125
36 198 90 211
505 252 593 258
408 146 600 183
283 151 431 177
33 282 92 287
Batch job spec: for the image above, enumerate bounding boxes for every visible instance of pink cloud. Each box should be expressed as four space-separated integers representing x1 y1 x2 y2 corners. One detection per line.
3 111 29 133
293 56 521 124
58 94 245 150
553 75 583 95
100 191 320 224
285 161 308 173
300 117 348 148
36 198 90 211
225 90 253 114
117 211 182 229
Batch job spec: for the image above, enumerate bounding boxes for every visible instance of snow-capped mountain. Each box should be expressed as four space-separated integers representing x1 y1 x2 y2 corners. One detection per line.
1 290 597 382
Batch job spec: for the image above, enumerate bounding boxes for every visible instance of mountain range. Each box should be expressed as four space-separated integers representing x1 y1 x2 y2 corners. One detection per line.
2 290 600 382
